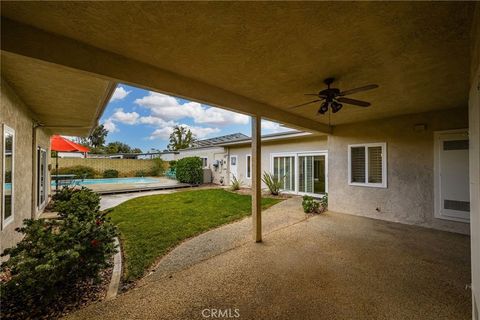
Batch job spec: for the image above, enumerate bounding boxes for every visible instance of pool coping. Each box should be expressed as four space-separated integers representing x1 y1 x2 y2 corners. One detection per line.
94 183 196 195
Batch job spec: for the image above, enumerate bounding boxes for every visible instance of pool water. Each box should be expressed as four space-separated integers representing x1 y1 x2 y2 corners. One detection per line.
51 177 160 186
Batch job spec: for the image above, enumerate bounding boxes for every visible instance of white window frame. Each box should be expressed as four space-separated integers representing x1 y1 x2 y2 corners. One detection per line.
269 150 328 197
200 156 208 168
37 147 48 211
246 154 251 179
2 124 15 229
348 142 387 188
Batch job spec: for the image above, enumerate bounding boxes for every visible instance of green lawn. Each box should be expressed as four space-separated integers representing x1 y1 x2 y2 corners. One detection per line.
108 189 281 281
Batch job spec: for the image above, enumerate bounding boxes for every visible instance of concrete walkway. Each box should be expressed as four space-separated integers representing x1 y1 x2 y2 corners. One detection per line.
66 208 470 320
139 196 306 283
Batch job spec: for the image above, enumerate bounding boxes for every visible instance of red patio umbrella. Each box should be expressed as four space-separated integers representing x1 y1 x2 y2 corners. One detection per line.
50 135 90 191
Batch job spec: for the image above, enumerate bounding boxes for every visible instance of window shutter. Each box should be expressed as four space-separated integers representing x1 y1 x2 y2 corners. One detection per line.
368 146 383 183
351 147 366 183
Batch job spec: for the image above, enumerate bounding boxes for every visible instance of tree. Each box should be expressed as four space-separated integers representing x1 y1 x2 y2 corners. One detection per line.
131 148 143 154
105 141 132 154
167 126 196 151
88 125 108 148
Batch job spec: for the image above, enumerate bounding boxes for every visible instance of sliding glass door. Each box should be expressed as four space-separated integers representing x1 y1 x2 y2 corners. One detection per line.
298 155 326 194
271 152 327 196
273 156 295 192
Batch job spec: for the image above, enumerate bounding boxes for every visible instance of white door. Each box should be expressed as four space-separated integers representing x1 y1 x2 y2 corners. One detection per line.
434 130 470 222
230 155 238 183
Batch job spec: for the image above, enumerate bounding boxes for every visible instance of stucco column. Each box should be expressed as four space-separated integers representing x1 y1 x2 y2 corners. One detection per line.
252 115 262 242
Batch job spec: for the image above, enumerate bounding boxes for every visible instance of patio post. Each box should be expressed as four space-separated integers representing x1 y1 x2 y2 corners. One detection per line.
252 115 262 242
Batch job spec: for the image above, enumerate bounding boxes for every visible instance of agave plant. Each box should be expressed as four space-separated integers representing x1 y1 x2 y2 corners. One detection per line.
262 172 285 195
230 174 242 191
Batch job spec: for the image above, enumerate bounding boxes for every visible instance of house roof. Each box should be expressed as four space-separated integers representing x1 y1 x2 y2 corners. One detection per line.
179 130 317 150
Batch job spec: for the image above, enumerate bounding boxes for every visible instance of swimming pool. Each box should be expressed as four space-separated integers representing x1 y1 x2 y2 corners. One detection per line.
51 177 160 186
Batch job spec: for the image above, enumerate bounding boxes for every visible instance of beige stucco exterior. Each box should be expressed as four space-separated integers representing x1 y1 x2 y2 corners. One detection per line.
328 108 470 235
177 147 228 185
1 2 479 316
1 78 51 254
228 135 328 189
468 6 480 317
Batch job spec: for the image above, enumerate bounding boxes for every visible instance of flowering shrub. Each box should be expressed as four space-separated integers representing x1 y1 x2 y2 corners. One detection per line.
0 187 117 318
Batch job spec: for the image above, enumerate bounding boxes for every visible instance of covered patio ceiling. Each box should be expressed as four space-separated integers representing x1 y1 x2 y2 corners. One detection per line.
1 2 474 133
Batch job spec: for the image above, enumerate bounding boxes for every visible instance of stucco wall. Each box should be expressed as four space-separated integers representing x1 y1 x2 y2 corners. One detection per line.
468 4 480 318
0 79 51 253
228 135 328 188
328 108 470 235
176 147 227 184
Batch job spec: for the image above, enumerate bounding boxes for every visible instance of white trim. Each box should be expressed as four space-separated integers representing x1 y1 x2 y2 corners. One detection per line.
2 124 15 229
245 154 251 179
37 147 48 211
269 150 328 197
433 129 470 223
229 155 238 182
348 142 387 188
200 156 208 168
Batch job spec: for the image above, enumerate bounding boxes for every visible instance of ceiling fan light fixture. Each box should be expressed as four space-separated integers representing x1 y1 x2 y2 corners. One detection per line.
331 102 343 113
318 101 329 114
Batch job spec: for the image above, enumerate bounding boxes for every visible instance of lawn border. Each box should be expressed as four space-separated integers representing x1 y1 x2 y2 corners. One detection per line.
105 237 122 300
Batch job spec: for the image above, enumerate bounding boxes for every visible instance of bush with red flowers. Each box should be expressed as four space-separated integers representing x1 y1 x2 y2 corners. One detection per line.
0 187 118 319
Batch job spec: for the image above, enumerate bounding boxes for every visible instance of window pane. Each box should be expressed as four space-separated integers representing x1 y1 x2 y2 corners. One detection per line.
351 147 366 183
368 146 383 183
314 156 325 194
299 156 305 192
4 130 14 220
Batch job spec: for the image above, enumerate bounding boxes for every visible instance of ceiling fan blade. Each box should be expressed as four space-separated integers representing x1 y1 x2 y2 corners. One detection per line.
288 99 322 109
339 84 378 96
337 97 371 107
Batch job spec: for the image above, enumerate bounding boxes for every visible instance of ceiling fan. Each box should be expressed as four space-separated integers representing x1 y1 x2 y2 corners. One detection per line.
289 78 378 114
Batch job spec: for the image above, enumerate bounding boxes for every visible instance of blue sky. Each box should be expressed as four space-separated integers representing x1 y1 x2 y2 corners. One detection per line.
100 84 294 152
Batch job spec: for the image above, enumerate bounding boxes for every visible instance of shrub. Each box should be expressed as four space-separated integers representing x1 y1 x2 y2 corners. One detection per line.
149 158 166 177
53 187 101 220
103 169 119 178
1 187 117 318
262 172 284 195
135 170 148 177
302 195 320 213
230 175 242 191
320 193 328 210
169 160 177 171
175 157 203 184
56 165 97 179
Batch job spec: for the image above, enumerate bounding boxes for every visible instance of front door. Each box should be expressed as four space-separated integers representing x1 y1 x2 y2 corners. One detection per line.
434 130 470 222
230 155 238 183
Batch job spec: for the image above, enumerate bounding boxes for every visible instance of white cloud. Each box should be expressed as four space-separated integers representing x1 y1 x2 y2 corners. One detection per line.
110 86 131 102
135 92 249 126
103 119 118 133
261 120 295 134
110 108 139 125
187 125 221 139
148 124 220 141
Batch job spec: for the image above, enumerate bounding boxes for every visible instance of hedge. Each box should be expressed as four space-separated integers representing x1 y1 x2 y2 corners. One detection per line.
175 157 203 184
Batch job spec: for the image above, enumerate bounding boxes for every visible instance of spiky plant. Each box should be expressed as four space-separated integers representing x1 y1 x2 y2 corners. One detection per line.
261 172 284 195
